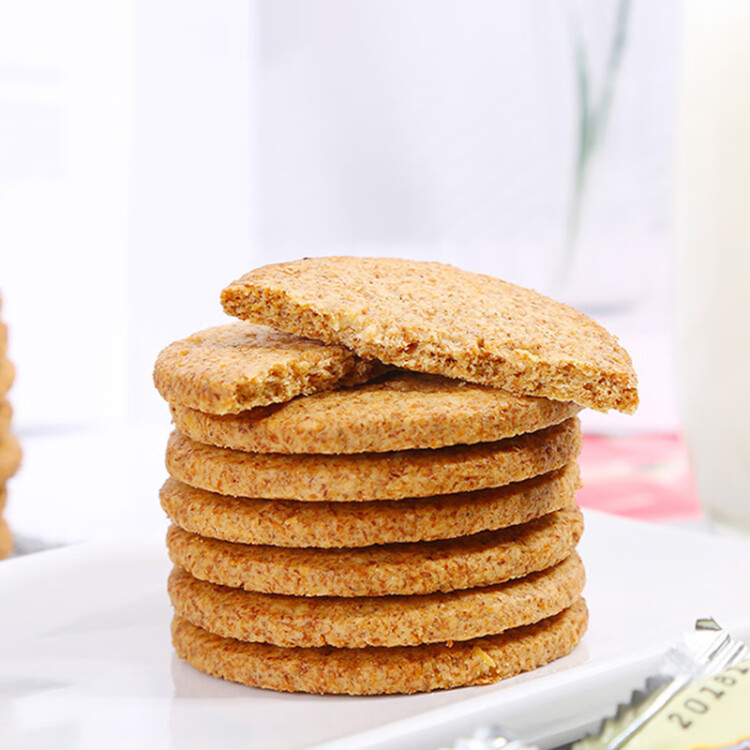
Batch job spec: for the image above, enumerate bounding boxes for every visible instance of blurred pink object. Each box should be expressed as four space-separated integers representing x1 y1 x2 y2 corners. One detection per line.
577 433 702 522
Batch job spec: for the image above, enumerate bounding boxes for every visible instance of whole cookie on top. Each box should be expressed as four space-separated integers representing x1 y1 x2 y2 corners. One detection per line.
221 257 638 414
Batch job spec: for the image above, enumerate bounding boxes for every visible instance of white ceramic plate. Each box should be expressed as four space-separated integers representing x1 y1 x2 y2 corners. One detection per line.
1 511 749 750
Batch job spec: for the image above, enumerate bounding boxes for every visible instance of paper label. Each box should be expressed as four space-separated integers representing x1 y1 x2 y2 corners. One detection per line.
622 658 750 750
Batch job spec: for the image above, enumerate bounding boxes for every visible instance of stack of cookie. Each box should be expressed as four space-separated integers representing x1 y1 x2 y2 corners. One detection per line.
0 296 21 560
155 257 638 695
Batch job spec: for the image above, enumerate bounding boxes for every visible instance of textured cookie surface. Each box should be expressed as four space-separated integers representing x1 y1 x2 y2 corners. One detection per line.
169 551 585 648
166 417 581 502
0 358 14 398
0 436 21 482
221 257 638 413
172 598 588 695
171 370 581 454
0 399 11 437
160 463 580 548
166 505 584 597
153 323 384 415
0 515 12 559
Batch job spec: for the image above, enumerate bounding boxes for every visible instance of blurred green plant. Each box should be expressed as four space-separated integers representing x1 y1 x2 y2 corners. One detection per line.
561 0 631 288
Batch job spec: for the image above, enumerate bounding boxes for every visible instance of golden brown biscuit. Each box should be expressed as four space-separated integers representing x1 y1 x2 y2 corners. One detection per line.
0 358 14 398
160 463 581 548
0 399 11 437
165 417 581 502
168 552 585 648
171 598 588 695
166 505 584 597
170 370 581 454
153 323 386 415
0 515 12 560
0 484 5 513
0 435 21 483
221 257 638 414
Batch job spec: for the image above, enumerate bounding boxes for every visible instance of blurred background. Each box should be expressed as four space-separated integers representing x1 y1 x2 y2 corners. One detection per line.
0 0 722 544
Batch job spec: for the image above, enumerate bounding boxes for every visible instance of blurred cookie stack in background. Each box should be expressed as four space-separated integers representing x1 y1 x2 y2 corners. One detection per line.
153 257 637 695
0 294 22 559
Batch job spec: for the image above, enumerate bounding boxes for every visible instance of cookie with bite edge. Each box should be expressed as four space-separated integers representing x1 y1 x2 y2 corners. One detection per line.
153 322 386 415
221 257 638 414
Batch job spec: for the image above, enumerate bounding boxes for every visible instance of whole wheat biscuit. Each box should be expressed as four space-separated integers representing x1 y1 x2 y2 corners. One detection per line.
0 515 12 559
170 370 581 454
160 463 581 548
221 257 638 414
0 399 11 437
166 417 581 502
0 358 14 398
0 435 21 482
169 551 585 648
153 323 385 415
172 598 588 695
166 505 584 597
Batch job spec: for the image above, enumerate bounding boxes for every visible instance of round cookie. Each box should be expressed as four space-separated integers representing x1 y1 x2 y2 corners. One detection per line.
165 417 582 502
221 257 638 414
153 322 386 415
166 505 584 597
0 515 12 559
0 358 14 399
169 552 585 648
170 370 581 454
160 463 581 548
0 484 6 513
0 435 21 483
171 598 588 695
